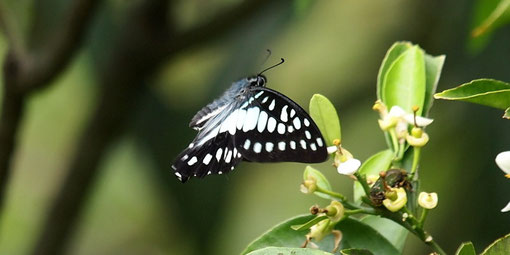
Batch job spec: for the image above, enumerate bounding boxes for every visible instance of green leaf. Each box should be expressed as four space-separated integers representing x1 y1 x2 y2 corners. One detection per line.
340 248 374 255
242 215 400 255
242 215 315 254
360 216 408 252
455 242 476 255
434 79 510 111
422 54 445 116
377 42 413 100
504 107 510 119
481 233 510 255
353 150 394 204
334 218 400 255
382 46 426 115
303 166 333 199
309 94 341 146
472 0 510 38
291 215 329 231
247 247 334 255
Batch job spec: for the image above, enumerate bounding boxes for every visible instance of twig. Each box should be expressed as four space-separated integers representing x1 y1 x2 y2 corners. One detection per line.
0 0 101 219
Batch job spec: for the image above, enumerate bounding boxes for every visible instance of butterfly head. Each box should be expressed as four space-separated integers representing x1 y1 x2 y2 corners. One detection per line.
247 75 267 87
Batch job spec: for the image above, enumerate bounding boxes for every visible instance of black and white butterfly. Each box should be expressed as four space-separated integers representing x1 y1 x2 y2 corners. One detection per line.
172 59 329 182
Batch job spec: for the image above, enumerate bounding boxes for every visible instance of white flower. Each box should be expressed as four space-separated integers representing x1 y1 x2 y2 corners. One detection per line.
418 192 438 209
334 147 361 175
501 202 510 213
495 151 510 176
337 158 361 175
495 151 510 213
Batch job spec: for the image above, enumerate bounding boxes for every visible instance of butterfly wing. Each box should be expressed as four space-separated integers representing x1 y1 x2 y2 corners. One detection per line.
234 87 328 163
172 104 244 182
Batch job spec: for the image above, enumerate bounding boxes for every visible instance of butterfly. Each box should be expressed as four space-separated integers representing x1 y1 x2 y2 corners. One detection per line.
172 58 329 183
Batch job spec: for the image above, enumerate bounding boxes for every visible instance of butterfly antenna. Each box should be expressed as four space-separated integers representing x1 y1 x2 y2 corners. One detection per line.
259 58 285 75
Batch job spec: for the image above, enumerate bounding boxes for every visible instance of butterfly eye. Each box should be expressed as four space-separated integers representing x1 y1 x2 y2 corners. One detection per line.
256 76 266 87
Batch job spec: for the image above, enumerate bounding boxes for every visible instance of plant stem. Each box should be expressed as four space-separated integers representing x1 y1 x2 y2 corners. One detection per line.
389 129 399 154
418 208 428 228
410 147 421 177
316 186 347 201
354 173 371 198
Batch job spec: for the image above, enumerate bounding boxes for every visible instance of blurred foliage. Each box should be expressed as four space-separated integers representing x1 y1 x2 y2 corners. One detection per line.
0 0 509 255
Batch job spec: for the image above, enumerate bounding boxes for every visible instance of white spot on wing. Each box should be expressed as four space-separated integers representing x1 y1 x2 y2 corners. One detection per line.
269 99 276 111
300 140 307 149
236 109 247 130
287 126 294 133
262 96 269 104
281 105 288 122
181 154 189 161
188 156 198 166
316 138 324 147
305 130 311 139
203 154 213 165
225 150 232 163
254 142 262 153
304 118 310 127
257 111 268 133
310 143 317 151
188 143 194 149
243 107 261 132
267 117 277 133
265 142 274 152
290 141 296 149
278 141 286 151
254 91 264 98
293 117 301 130
290 109 296 117
244 139 251 150
277 123 285 134
220 109 239 135
216 148 223 161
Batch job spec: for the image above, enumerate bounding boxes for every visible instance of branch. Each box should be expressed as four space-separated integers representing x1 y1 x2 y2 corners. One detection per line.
19 0 101 92
0 2 25 60
0 0 102 216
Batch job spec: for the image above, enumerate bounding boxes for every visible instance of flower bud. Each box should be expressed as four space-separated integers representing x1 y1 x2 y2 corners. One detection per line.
309 219 331 241
382 187 407 212
300 176 317 194
325 201 344 222
418 192 438 209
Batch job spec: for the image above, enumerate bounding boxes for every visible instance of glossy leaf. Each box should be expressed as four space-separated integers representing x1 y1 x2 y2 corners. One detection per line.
377 42 413 100
382 46 426 115
353 150 394 204
455 242 476 255
434 79 510 111
291 215 328 231
309 94 341 146
360 216 408 252
472 0 510 38
247 247 334 255
242 215 316 255
242 215 399 255
423 54 445 116
304 166 333 199
340 248 374 255
481 233 510 255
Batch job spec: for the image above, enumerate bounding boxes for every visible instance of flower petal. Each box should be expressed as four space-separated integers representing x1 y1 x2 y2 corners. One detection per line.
501 201 510 213
403 114 434 127
327 146 338 154
495 151 510 174
337 158 361 175
388 106 406 118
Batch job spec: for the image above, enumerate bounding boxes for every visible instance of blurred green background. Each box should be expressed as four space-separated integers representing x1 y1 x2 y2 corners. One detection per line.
0 0 509 254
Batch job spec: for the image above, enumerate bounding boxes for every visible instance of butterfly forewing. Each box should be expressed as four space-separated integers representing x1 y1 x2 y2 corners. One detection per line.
234 87 328 163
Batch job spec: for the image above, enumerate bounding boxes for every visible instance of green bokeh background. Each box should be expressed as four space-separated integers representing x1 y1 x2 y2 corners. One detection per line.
1 0 510 254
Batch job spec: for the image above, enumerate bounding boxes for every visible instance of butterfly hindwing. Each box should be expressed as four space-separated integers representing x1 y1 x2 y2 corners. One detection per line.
234 87 328 163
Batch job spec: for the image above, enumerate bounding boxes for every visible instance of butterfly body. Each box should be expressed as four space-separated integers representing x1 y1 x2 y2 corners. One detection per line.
172 75 328 182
